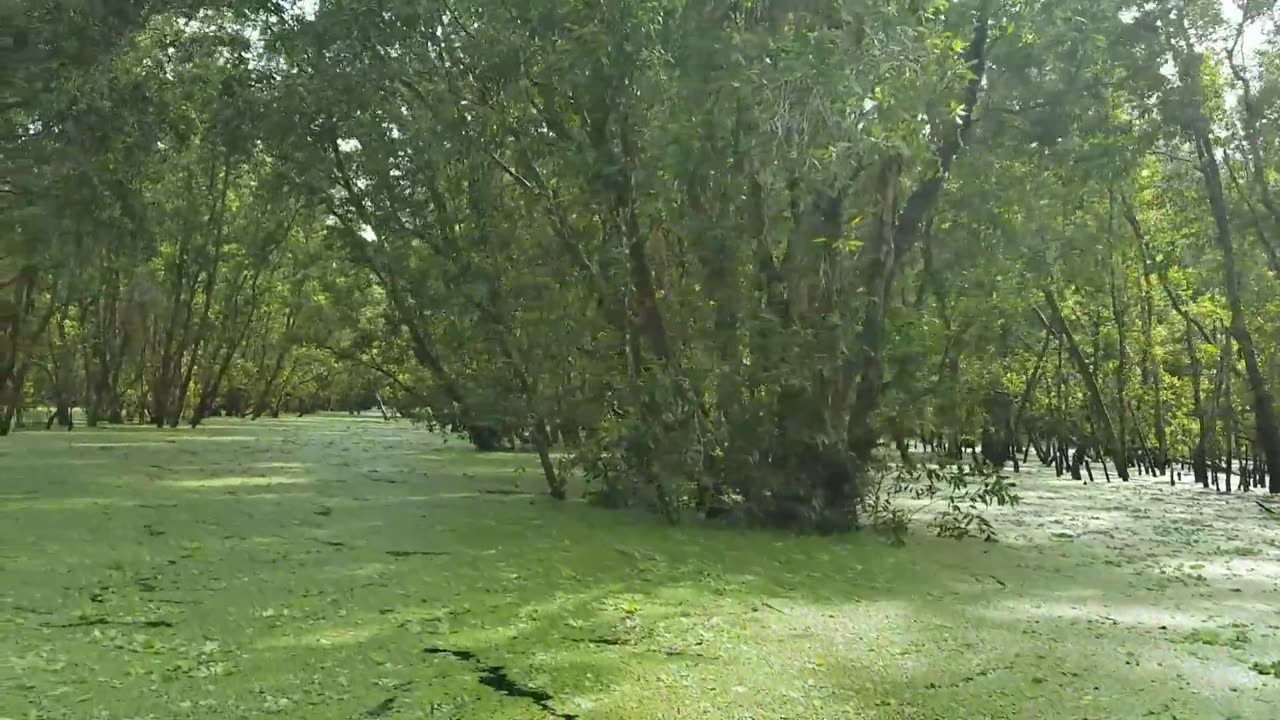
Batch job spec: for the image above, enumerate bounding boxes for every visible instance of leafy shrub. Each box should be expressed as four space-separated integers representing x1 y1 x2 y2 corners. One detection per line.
863 461 1019 544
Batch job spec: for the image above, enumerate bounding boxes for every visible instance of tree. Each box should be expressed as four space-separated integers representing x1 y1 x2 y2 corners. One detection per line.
8 0 1280 522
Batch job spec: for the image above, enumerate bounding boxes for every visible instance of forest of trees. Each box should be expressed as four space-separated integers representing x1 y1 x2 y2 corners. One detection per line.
6 0 1280 531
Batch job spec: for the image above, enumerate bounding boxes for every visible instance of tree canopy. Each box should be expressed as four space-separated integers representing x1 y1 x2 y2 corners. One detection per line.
7 0 1280 530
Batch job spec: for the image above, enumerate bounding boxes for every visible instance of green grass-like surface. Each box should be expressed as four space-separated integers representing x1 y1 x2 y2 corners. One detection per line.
3 416 1279 719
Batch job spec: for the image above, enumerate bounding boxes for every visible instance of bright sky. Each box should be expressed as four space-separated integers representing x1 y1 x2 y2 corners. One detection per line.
1221 0 1272 58
287 2 1266 57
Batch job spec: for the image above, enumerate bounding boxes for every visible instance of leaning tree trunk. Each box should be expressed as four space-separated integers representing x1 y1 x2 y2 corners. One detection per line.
1012 329 1053 446
1040 290 1129 481
251 347 291 419
1195 142 1280 493
1180 50 1280 494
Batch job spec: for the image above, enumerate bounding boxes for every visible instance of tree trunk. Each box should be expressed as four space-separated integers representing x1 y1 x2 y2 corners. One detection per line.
846 159 903 463
1185 320 1210 488
845 13 989 460
1209 325 1233 493
252 347 291 418
1013 329 1053 451
1137 245 1168 471
1039 290 1128 480
1106 234 1129 474
1179 50 1280 494
0 366 25 436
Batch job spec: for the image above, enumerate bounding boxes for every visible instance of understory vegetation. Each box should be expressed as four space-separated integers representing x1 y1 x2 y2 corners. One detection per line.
8 0 1280 527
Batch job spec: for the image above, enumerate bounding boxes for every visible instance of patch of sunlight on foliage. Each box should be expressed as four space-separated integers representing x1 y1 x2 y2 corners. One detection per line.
71 441 172 448
395 492 486 501
0 496 138 512
2 417 1279 719
256 623 384 649
158 475 312 488
981 600 1215 631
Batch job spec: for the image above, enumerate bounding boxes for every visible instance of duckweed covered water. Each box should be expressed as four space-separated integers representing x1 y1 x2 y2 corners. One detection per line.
2 416 1278 718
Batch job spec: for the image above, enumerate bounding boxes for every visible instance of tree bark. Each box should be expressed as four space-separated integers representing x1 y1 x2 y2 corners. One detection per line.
1130 218 1168 471
1178 47 1280 493
1013 328 1054 440
1185 320 1210 487
844 11 989 459
1039 290 1128 480
1107 257 1129 473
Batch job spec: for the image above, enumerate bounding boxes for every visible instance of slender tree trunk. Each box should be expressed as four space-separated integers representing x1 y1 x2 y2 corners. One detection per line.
1185 320 1210 487
1126 401 1156 478
1039 290 1128 480
1013 329 1053 434
252 347 291 419
1054 340 1067 476
0 366 25 436
1107 256 1129 474
1225 362 1235 495
1 271 55 436
1138 255 1167 471
1179 50 1280 494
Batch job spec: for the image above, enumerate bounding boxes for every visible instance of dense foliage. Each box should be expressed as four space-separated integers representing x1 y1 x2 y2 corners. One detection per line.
7 0 1280 530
